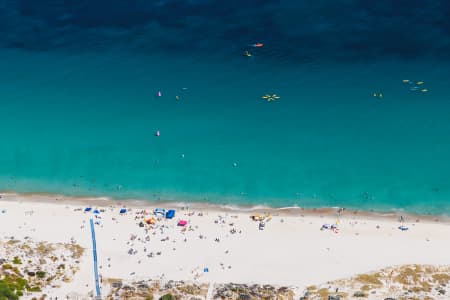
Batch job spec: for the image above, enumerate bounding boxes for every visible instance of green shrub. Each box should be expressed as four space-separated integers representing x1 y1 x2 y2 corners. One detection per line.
15 278 27 291
0 280 20 300
160 294 174 300
12 257 21 265
27 286 42 292
36 271 46 279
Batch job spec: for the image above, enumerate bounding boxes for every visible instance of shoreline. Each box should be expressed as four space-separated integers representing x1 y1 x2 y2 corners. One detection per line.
1 190 449 223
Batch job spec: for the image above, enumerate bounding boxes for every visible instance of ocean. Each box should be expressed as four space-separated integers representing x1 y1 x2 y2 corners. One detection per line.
0 1 449 215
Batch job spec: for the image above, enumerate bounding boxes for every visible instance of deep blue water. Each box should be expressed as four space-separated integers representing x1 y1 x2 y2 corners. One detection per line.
0 1 449 214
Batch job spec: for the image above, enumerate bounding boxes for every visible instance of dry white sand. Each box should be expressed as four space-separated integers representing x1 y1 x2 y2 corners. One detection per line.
0 193 449 298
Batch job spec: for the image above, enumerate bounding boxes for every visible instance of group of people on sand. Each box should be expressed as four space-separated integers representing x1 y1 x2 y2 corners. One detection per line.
82 206 245 282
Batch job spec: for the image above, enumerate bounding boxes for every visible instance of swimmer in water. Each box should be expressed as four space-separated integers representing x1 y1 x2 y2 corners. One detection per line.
249 43 264 47
243 50 252 57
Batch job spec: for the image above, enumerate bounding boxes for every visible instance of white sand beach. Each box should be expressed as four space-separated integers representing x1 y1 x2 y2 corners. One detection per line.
0 192 449 299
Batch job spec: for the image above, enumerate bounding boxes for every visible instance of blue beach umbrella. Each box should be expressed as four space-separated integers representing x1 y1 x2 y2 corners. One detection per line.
84 207 92 212
93 209 100 214
120 208 127 214
165 209 175 219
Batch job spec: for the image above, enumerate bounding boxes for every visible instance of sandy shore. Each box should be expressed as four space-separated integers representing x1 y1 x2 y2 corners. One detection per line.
0 192 449 298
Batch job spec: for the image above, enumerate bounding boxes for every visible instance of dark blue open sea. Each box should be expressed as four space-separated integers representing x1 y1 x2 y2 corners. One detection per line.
1 1 450 214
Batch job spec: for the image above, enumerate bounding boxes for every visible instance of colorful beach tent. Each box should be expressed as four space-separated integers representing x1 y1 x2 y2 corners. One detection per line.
84 207 92 212
166 209 175 219
154 208 166 216
178 220 188 226
119 208 127 214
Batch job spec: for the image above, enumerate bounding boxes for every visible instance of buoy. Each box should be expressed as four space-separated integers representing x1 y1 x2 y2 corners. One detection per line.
373 92 383 99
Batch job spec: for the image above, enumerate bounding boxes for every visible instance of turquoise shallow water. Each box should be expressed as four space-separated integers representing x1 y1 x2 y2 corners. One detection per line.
0 49 449 215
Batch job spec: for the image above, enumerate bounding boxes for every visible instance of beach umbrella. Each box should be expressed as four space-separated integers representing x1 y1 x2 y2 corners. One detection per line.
165 209 175 219
178 220 188 226
93 209 100 214
84 207 92 212
120 208 127 214
145 218 156 225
